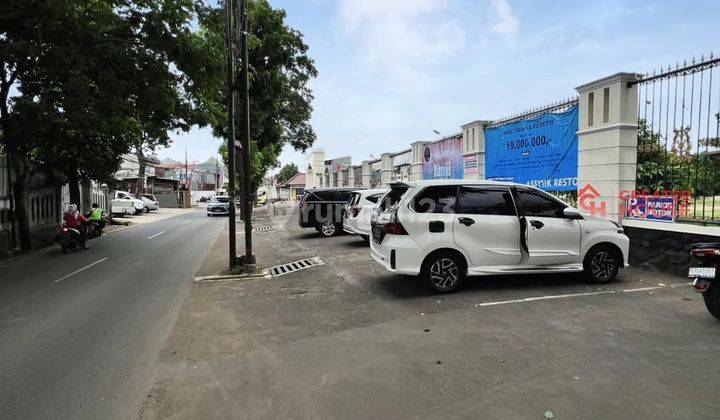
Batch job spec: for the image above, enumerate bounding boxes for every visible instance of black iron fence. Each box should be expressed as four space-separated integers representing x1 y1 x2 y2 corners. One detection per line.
632 54 720 224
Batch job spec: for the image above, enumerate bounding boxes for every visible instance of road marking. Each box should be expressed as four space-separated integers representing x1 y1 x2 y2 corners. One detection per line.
181 220 192 225
147 231 166 240
474 283 690 308
54 258 108 283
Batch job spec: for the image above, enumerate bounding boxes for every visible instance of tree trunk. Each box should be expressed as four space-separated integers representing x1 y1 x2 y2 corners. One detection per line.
136 146 146 196
10 159 32 251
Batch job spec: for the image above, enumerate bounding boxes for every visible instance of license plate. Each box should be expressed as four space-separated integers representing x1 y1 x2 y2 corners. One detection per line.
688 267 716 278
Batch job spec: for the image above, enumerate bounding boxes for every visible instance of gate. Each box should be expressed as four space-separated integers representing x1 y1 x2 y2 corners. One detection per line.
631 55 720 224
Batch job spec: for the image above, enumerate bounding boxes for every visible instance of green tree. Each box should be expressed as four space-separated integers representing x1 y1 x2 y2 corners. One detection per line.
202 0 317 192
277 163 299 184
1 0 216 250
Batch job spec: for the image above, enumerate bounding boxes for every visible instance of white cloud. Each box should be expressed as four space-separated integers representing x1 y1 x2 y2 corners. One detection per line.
489 0 519 41
337 0 465 89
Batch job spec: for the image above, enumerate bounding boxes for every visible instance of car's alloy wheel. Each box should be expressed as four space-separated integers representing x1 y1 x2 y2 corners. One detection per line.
584 246 619 284
424 252 465 293
319 221 336 237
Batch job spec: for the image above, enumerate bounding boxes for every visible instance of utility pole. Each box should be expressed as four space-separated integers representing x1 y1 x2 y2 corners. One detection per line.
239 0 255 266
225 0 238 270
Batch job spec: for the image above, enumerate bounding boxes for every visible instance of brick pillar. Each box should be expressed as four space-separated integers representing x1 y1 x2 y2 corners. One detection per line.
576 72 639 222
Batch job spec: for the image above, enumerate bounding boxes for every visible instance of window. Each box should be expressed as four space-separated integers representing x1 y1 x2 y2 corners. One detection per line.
603 87 610 123
348 192 361 205
412 185 457 213
379 184 410 211
588 91 594 126
516 189 566 218
334 190 351 202
365 193 383 204
457 187 515 216
308 190 334 202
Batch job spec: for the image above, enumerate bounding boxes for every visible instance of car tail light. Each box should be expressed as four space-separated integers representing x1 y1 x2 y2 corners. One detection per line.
692 248 720 257
383 211 408 235
351 205 361 218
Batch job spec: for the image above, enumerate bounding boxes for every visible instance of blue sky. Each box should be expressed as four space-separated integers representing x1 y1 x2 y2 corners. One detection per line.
159 0 720 172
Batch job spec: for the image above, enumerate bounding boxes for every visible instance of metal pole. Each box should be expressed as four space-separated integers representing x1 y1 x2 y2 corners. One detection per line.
239 0 255 266
225 0 238 269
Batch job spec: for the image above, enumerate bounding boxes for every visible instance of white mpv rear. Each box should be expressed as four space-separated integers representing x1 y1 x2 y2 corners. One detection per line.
370 180 629 293
343 189 388 240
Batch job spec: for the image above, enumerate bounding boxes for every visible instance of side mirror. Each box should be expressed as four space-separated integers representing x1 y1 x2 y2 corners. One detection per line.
563 207 583 220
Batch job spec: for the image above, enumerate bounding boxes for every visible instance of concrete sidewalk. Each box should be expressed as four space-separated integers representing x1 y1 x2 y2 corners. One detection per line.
140 206 720 420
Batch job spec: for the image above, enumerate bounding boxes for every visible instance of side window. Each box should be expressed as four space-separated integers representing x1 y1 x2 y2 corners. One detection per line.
412 185 457 214
457 187 515 216
335 191 351 202
311 190 334 201
365 193 382 204
517 190 566 218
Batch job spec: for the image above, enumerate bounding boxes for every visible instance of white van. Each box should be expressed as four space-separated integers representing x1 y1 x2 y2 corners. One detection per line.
370 180 629 293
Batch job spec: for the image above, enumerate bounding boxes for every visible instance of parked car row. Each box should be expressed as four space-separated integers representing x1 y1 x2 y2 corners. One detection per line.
298 180 630 293
111 191 159 216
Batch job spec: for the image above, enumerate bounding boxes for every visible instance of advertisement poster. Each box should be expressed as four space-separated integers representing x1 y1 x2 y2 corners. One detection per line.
422 136 463 180
625 196 676 223
484 106 579 191
463 155 478 175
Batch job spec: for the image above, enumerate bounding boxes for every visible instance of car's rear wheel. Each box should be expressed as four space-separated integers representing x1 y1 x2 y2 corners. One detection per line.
318 220 337 237
584 245 620 284
422 251 466 293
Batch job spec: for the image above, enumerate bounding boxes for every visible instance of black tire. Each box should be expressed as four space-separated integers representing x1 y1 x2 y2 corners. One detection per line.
360 235 369 242
702 285 720 321
422 251 466 293
583 244 620 284
318 220 337 237
144 206 150 213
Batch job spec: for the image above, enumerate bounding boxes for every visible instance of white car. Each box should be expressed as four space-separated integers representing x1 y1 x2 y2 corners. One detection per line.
343 189 388 240
141 194 159 212
370 180 629 293
111 191 144 216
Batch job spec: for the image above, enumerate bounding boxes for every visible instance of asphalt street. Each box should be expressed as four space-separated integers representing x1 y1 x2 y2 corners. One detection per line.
0 208 226 419
141 205 720 420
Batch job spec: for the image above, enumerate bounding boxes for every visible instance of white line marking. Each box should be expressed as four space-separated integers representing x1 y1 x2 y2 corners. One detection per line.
147 231 166 240
474 284 684 308
181 220 192 225
54 257 108 283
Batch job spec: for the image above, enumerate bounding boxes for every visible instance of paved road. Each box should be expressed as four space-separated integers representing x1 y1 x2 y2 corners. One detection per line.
0 209 226 419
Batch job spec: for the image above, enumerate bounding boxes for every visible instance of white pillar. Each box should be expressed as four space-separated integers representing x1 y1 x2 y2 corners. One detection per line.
347 166 356 188
379 153 393 187
410 141 427 181
361 160 372 188
575 72 639 222
461 120 490 180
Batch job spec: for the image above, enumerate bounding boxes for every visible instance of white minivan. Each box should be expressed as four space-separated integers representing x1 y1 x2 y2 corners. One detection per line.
343 189 388 241
370 180 629 293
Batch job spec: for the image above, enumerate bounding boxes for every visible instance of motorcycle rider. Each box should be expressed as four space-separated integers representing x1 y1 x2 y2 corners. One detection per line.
88 203 106 230
63 204 90 249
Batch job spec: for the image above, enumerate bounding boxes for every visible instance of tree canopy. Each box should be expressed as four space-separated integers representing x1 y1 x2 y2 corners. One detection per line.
203 0 317 191
277 163 299 184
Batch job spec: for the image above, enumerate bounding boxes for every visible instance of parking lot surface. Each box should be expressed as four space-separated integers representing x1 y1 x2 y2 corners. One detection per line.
141 205 720 419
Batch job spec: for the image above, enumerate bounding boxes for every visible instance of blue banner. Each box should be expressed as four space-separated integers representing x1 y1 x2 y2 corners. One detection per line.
485 106 578 191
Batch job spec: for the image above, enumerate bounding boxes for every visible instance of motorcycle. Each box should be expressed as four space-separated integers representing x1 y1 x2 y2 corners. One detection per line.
689 242 720 320
84 212 105 239
57 225 88 253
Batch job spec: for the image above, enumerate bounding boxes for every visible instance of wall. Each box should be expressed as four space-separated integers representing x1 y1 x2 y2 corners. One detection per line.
624 226 720 277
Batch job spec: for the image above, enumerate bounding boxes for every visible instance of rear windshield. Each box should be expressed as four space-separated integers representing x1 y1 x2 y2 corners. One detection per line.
379 184 410 212
365 193 383 204
348 192 361 205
